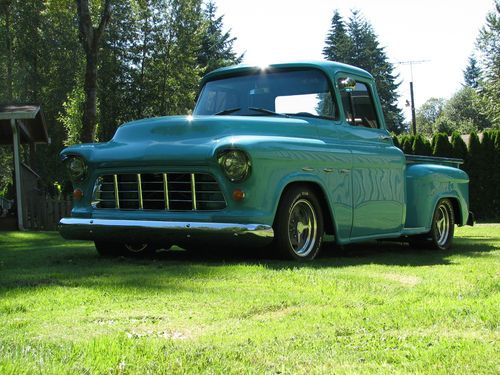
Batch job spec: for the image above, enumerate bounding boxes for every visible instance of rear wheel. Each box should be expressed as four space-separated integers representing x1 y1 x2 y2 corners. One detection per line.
94 241 157 257
272 186 324 260
409 199 455 250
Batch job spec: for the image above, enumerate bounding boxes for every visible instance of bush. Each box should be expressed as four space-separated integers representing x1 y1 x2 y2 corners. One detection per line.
465 132 483 218
432 133 454 157
393 131 500 220
450 132 468 160
481 131 499 219
392 135 400 149
400 135 414 154
412 134 432 156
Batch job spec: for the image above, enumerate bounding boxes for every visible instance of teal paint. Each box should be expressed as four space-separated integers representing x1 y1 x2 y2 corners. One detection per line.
60 61 471 246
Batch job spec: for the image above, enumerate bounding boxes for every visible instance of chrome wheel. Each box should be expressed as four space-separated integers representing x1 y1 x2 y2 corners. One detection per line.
409 199 455 250
94 241 156 257
124 243 149 253
435 204 450 247
273 186 324 260
287 199 318 257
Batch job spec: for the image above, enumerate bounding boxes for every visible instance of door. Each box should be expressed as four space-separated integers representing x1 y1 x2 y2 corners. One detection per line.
336 74 405 238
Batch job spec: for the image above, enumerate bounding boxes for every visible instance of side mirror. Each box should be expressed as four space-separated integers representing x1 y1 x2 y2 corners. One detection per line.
338 77 356 92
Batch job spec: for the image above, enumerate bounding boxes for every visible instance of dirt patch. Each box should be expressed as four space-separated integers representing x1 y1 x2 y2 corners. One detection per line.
372 272 421 287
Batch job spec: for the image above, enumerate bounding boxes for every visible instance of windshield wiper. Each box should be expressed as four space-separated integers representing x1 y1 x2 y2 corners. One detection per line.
214 107 241 115
248 107 290 118
286 112 336 120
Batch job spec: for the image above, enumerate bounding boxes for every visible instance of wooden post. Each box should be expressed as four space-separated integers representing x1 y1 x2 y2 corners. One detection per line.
11 118 24 230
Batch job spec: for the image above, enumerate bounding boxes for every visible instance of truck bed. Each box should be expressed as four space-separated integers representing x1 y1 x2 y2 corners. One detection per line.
405 154 464 169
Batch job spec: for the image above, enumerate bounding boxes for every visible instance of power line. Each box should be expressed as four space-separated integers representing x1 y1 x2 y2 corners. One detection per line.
394 60 430 134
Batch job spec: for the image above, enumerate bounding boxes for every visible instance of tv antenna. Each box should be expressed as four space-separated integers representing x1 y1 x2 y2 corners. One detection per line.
395 59 430 134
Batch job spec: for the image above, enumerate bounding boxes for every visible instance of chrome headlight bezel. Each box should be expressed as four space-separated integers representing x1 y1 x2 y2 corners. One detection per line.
65 156 88 182
217 149 251 183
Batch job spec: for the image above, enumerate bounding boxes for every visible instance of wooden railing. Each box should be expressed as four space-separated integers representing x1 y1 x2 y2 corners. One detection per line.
25 197 72 230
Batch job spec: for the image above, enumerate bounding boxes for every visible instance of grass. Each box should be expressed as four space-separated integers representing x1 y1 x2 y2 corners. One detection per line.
0 226 498 374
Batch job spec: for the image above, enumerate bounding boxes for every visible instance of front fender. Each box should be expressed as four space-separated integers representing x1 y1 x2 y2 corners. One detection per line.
213 136 352 241
271 172 350 242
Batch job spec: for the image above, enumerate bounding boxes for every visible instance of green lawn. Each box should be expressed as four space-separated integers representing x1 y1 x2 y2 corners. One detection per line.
0 226 498 374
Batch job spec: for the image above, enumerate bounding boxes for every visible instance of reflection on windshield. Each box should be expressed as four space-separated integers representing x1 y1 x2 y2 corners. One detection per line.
194 69 337 120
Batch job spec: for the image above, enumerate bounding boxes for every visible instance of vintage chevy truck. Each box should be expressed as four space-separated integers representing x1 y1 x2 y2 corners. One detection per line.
59 61 473 260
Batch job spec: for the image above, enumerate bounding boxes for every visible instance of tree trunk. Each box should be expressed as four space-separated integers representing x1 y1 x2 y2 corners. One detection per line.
81 51 98 142
3 1 13 101
75 0 111 144
138 11 149 119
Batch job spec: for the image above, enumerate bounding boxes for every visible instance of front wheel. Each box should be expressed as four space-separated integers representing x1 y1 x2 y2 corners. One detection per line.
410 199 455 250
272 186 324 260
94 241 157 257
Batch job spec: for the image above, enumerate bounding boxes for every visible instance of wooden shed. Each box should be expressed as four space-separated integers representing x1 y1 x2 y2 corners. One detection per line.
0 105 49 230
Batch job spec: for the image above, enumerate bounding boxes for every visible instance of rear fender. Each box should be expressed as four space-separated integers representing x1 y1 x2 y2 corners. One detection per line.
405 164 469 229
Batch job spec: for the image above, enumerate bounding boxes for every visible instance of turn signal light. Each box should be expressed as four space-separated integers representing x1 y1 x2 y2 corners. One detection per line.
232 189 245 201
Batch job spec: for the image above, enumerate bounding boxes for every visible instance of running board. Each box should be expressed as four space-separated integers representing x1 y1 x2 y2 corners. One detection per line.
401 227 428 236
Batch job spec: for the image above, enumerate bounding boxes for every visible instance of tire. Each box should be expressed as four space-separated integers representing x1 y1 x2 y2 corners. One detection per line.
94 241 157 257
409 199 455 250
272 186 324 260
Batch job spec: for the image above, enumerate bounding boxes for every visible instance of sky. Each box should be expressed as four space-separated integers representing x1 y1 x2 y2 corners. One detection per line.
213 0 494 121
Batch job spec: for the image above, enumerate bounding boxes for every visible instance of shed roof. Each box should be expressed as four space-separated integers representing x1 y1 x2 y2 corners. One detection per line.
0 104 49 144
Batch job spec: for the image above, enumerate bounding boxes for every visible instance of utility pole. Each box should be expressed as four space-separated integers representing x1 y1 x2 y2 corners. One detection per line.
395 60 429 134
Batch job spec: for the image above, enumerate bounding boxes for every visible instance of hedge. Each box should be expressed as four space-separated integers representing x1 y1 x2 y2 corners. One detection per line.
395 130 500 221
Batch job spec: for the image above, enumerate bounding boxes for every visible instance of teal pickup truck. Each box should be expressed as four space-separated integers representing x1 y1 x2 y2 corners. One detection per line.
59 61 473 260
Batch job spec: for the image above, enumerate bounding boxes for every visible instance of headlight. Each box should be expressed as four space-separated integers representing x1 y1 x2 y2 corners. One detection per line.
218 150 251 182
66 156 88 182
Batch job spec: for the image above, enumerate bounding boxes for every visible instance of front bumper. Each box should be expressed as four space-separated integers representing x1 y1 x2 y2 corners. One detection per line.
58 218 274 247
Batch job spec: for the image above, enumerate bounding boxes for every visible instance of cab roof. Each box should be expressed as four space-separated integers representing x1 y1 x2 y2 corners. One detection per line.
201 60 373 85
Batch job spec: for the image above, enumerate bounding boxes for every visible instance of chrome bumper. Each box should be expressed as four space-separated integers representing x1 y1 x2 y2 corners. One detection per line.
58 218 274 246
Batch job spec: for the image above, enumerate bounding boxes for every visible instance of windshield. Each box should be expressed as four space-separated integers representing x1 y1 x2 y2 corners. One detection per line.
193 69 337 119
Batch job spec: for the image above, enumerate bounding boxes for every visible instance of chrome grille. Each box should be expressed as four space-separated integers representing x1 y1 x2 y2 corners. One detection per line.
92 173 226 211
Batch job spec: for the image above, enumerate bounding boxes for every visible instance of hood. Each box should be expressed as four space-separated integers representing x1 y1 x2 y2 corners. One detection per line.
62 115 319 167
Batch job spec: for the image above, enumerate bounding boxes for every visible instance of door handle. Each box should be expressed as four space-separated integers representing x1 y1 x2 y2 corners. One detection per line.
339 169 351 174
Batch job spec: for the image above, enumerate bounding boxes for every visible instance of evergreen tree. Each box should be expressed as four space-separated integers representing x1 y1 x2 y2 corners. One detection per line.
400 135 414 154
322 10 403 133
198 1 243 76
493 130 500 219
322 11 351 62
392 134 400 149
463 55 481 89
476 1 500 125
450 131 467 160
432 133 453 157
412 134 432 156
465 132 482 216
481 131 498 217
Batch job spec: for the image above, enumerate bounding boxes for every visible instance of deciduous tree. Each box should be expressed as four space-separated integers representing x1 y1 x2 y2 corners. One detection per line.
75 0 112 143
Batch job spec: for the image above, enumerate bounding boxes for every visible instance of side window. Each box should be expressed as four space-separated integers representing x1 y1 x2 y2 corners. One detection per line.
338 79 379 128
